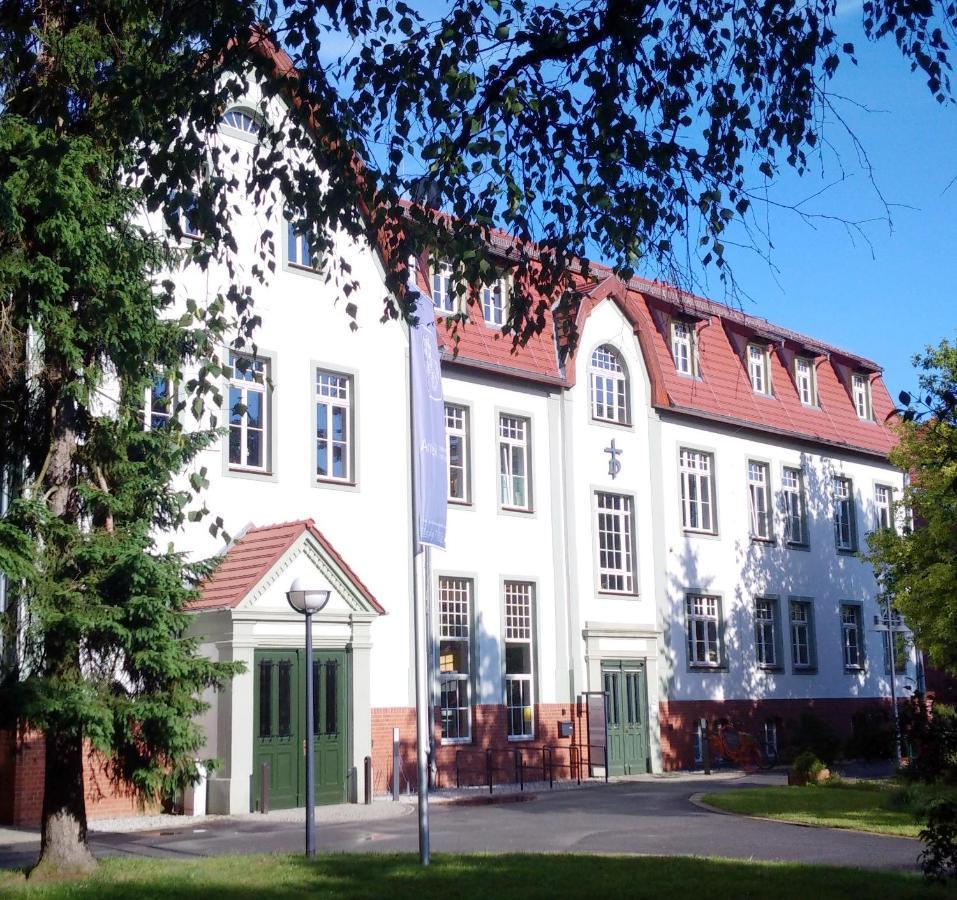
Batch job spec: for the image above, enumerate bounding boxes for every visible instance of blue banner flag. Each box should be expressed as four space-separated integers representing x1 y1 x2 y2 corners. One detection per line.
410 285 447 549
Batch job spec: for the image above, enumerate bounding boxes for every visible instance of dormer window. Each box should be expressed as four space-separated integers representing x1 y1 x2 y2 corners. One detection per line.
671 321 694 375
794 357 817 406
590 345 630 425
482 278 507 327
748 344 770 395
432 261 457 314
852 374 872 420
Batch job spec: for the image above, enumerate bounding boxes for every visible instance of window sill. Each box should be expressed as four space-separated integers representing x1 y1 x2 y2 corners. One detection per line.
287 261 322 274
316 477 356 487
757 664 783 672
507 735 536 743
750 536 775 546
448 498 472 507
440 738 472 746
682 528 719 538
786 541 811 552
843 666 865 674
590 415 632 429
500 505 534 515
688 664 725 672
229 465 272 476
836 547 859 556
598 590 640 599
792 667 818 674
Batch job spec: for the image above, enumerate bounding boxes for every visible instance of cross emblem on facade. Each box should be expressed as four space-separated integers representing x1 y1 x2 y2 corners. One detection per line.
605 439 622 480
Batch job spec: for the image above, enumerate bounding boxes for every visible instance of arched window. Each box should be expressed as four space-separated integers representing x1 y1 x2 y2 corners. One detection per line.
220 107 262 137
590 345 629 424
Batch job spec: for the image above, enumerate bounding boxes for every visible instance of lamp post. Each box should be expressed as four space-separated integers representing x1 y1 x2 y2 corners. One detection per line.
875 589 903 769
286 577 331 859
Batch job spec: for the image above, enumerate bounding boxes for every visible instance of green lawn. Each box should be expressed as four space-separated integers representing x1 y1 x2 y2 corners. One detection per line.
701 781 949 838
0 853 949 899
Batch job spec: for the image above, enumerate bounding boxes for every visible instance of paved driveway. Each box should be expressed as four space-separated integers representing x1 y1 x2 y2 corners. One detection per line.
0 773 921 871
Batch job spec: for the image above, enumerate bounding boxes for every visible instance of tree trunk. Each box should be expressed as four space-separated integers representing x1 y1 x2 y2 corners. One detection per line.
29 730 96 880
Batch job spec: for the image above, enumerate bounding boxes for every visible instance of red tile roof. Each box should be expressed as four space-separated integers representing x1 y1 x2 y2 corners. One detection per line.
190 519 383 613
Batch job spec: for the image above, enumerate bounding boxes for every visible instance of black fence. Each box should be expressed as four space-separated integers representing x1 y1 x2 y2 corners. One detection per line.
452 743 609 793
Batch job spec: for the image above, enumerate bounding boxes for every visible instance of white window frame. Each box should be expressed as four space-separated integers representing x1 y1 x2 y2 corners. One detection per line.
228 351 269 473
671 320 694 376
498 414 532 511
782 466 808 547
432 260 457 314
590 345 630 425
794 356 817 406
438 577 473 743
595 492 636 594
789 599 815 670
504 581 535 740
679 448 716 533
445 403 470 504
747 460 773 541
747 343 771 395
686 593 722 668
285 218 321 272
482 278 507 327
852 374 873 420
754 597 778 668
874 483 892 531
841 603 864 671
834 476 857 551
144 377 175 431
315 369 353 484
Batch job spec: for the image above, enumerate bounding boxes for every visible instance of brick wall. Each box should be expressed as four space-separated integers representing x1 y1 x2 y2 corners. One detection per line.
370 702 581 795
658 697 888 770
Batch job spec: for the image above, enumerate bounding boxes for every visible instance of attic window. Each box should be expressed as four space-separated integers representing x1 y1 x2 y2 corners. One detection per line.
747 344 771 396
852 374 873 421
220 107 262 138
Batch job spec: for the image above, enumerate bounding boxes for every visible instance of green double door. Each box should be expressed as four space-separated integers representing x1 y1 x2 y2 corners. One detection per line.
603 660 650 776
252 649 348 810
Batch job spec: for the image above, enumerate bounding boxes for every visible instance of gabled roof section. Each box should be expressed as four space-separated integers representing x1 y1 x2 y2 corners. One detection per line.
190 519 383 613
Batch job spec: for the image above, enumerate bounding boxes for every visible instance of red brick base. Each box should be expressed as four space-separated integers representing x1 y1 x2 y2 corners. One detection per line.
658 697 888 770
0 729 158 827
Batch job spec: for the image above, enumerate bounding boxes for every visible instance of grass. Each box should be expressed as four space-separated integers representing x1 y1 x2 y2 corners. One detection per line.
0 853 951 899
701 780 957 838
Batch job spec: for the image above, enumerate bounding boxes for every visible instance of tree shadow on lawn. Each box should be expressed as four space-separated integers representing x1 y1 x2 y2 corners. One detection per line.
0 853 949 899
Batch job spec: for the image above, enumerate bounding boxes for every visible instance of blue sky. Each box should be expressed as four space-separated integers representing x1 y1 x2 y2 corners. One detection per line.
687 7 957 401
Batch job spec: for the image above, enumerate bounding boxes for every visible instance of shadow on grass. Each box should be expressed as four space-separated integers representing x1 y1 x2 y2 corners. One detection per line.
0 853 950 899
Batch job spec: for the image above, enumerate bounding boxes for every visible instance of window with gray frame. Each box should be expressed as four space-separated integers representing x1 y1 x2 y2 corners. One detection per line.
595 492 636 593
445 403 469 503
754 598 778 667
590 345 630 425
504 581 535 739
438 577 472 742
748 461 772 540
794 357 817 406
790 599 815 670
782 467 808 546
834 476 857 551
874 484 892 531
841 604 864 670
679 448 715 533
315 369 352 482
482 278 507 326
499 414 531 510
228 351 269 472
286 218 321 271
145 377 174 431
883 626 910 676
686 593 722 667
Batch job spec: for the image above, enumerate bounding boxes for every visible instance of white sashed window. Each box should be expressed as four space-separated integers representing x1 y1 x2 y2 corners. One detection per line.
315 370 352 483
432 260 457 314
445 403 470 503
834 476 857 551
679 448 715 533
782 467 808 546
504 582 535 740
286 219 320 271
482 279 507 326
439 577 473 742
595 492 636 593
590 345 629 425
748 344 771 395
754 598 778 667
875 484 892 531
144 377 174 431
671 320 694 375
499 414 531 511
841 604 864 670
686 593 722 667
795 357 817 406
748 461 772 540
852 374 873 420
790 600 815 669
228 352 269 472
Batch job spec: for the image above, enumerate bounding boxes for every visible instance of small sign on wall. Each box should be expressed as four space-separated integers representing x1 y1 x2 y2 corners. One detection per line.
558 720 573 739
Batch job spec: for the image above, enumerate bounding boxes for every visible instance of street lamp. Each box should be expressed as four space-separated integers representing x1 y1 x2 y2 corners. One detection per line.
285 577 331 858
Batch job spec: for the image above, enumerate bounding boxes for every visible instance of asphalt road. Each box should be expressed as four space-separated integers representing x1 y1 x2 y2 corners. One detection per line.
0 774 922 872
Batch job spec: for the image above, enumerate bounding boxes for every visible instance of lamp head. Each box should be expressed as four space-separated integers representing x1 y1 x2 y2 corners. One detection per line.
285 577 331 615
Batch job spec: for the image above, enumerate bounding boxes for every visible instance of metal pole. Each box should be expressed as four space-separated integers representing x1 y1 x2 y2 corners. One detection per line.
305 612 316 858
413 547 431 864
392 726 401 801
885 596 903 768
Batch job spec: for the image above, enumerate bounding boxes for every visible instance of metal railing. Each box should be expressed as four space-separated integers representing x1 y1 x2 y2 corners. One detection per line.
453 744 606 793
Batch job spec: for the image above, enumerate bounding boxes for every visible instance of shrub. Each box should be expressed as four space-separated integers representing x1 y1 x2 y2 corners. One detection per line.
846 703 895 761
791 751 825 780
919 799 957 881
786 711 842 765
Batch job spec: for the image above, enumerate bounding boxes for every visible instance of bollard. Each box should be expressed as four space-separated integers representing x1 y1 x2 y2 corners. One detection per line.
392 726 400 801
364 756 373 805
260 761 269 814
700 718 711 775
487 748 493 795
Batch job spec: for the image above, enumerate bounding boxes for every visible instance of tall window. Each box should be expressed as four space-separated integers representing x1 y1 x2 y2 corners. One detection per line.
764 721 778 759
795 357 817 406
499 414 531 511
852 374 872 420
748 461 772 540
782 467 808 546
315 370 352 482
228 352 268 472
686 593 722 668
834 476 857 551
841 604 864 670
286 220 320 271
748 344 770 395
504 582 535 739
445 404 470 503
790 599 815 670
754 598 778 668
482 279 507 326
874 484 892 531
145 377 174 431
590 345 629 424
671 321 694 375
438 577 472 742
595 492 636 593
432 260 456 313
679 448 715 533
